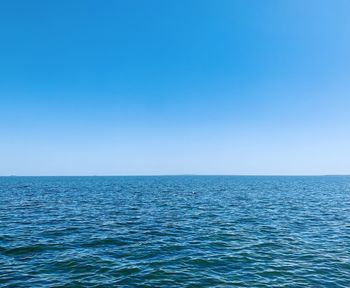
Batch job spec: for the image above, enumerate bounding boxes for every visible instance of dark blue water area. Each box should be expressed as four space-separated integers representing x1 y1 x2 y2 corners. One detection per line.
0 176 350 287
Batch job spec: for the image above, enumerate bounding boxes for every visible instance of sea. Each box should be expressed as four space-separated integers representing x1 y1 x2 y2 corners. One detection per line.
0 176 349 287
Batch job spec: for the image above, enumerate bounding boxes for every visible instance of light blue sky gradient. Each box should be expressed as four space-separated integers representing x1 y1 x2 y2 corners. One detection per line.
1 0 350 175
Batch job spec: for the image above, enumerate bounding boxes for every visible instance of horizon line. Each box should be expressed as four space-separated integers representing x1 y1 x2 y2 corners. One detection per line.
1 174 349 177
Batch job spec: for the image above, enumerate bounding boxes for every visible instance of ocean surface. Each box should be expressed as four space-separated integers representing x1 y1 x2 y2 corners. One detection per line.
0 176 350 287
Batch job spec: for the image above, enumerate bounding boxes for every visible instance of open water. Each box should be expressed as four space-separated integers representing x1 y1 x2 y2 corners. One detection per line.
0 176 350 287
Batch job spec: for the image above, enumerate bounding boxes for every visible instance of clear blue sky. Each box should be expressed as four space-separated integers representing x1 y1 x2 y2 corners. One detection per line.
1 0 349 175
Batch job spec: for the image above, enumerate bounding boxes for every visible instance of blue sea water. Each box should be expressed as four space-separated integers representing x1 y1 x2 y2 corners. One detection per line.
0 176 350 287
